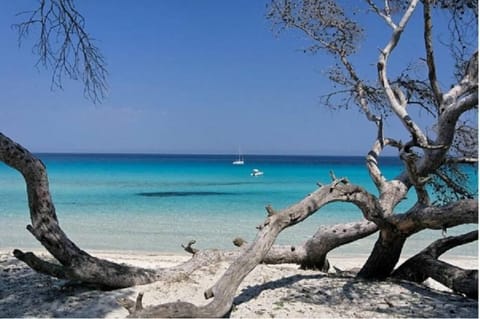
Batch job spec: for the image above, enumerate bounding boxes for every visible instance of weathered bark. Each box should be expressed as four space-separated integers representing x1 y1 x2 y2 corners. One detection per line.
391 199 478 236
412 259 478 299
179 220 377 273
125 179 383 317
363 32 478 271
354 0 425 280
357 230 407 280
393 231 478 298
0 132 225 288
357 199 478 279
261 220 378 271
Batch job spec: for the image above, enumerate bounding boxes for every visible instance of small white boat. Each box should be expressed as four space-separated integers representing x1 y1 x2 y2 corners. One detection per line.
232 158 244 165
251 168 264 176
232 149 244 165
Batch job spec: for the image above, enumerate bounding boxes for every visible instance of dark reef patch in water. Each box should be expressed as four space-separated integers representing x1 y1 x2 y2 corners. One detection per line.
137 191 234 197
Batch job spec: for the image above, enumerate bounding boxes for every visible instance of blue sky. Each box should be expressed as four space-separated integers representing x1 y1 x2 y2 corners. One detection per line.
0 1 470 155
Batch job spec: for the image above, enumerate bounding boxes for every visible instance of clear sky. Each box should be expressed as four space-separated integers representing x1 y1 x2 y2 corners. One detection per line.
0 1 469 155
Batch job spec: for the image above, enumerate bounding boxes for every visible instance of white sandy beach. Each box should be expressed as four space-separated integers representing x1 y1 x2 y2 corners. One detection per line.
0 249 477 318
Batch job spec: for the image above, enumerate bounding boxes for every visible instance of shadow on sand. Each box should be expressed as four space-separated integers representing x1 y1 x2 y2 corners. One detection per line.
233 272 478 318
0 255 132 318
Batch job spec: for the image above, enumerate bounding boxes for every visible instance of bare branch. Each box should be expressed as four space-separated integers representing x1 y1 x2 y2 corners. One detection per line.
391 198 478 234
181 240 199 255
366 0 397 29
377 0 438 149
263 220 378 271
440 51 478 115
13 249 67 279
14 0 108 103
422 0 443 107
433 170 474 199
389 63 438 118
400 150 431 205
366 117 403 191
343 58 382 123
393 231 478 298
417 52 478 172
268 0 363 56
435 1 478 80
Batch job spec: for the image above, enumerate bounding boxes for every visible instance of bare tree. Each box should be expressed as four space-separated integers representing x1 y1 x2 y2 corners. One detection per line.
264 0 478 280
1 0 477 318
122 0 478 316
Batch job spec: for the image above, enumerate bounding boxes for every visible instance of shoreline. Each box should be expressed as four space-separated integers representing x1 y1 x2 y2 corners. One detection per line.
2 247 477 266
0 249 477 318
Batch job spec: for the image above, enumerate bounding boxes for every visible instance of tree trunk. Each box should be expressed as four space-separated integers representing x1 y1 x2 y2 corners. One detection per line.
357 200 478 280
357 229 406 280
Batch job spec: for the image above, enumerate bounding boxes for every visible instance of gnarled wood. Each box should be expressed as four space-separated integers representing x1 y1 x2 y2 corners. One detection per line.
125 180 383 317
263 220 378 271
393 230 478 298
357 230 407 279
185 220 377 272
355 0 478 279
415 259 477 299
357 199 478 279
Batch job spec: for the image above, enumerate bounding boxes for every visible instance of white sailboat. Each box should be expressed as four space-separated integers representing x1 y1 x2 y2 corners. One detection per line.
232 149 244 165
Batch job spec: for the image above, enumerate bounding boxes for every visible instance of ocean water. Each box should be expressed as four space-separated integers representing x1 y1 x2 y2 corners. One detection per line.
0 154 477 258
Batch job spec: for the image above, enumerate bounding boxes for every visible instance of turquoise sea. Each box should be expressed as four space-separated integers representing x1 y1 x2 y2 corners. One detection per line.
0 154 477 258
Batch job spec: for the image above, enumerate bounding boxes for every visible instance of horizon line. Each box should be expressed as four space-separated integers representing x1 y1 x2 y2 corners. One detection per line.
31 151 400 158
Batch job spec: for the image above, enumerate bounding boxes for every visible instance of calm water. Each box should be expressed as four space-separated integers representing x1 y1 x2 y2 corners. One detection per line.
0 154 477 257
